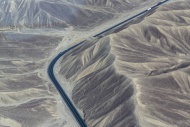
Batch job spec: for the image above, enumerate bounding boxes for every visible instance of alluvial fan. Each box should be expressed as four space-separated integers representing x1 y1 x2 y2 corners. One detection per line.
58 0 190 127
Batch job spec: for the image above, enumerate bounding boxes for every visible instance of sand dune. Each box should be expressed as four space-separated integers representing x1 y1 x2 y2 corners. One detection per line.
58 1 190 126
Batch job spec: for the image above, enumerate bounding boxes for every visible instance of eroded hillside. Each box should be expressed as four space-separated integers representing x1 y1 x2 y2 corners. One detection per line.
0 0 159 29
0 0 163 127
58 0 190 127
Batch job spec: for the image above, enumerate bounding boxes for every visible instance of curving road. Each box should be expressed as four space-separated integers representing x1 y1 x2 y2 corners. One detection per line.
48 41 86 127
47 0 170 127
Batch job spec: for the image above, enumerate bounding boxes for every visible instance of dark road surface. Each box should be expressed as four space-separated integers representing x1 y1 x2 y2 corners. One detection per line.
47 1 170 127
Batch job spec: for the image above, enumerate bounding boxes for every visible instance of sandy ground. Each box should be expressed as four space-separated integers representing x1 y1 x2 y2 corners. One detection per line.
0 0 163 127
57 0 190 127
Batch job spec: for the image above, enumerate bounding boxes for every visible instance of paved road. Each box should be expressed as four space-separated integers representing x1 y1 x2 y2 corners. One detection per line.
48 0 170 127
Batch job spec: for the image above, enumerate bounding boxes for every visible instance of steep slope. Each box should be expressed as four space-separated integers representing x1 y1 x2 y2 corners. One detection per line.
66 0 151 12
0 0 163 127
58 37 138 127
0 0 160 29
0 0 67 28
57 0 190 127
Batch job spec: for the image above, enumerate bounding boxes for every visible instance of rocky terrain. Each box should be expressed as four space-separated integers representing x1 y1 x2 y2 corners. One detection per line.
0 0 159 29
0 0 162 127
57 0 190 127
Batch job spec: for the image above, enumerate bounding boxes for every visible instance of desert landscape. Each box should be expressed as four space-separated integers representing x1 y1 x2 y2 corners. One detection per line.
57 0 190 127
0 0 163 127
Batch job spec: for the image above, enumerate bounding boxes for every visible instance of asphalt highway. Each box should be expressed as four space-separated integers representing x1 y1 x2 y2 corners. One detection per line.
48 0 170 127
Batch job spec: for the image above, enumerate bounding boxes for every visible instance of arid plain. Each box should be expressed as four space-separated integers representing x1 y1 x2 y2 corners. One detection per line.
57 0 190 127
